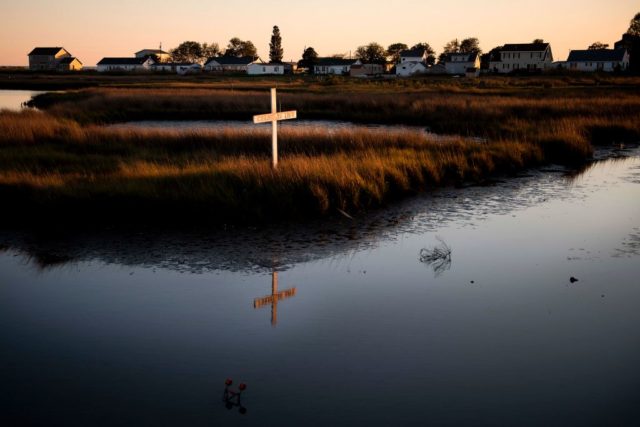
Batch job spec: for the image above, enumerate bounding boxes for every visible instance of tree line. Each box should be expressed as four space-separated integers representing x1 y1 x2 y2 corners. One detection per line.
165 12 640 67
167 26 283 64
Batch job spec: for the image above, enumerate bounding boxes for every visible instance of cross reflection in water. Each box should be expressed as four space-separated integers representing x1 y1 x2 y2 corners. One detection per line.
253 270 297 326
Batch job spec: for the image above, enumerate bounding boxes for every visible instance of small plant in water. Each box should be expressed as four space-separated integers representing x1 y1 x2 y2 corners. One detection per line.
420 236 452 277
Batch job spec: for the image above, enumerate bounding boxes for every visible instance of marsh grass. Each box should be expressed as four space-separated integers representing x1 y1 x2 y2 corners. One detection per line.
0 109 552 224
3 78 639 224
32 86 640 141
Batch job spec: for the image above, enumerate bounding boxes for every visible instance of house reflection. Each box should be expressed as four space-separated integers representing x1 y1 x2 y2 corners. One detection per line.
253 270 297 326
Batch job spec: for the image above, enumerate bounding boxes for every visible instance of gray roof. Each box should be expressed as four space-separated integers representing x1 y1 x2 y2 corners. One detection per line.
28 47 67 56
315 57 358 66
136 49 169 55
97 57 151 65
501 43 549 52
443 52 479 62
567 49 627 62
400 48 426 58
205 56 255 66
151 62 200 66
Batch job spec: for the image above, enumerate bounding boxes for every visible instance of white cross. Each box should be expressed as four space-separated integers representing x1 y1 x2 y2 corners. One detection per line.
253 88 297 169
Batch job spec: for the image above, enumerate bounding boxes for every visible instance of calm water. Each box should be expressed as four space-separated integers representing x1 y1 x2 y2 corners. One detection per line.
1 148 640 426
0 89 43 110
110 119 430 134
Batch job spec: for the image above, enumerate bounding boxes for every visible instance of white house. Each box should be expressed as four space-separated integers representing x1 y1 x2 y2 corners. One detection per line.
313 58 358 75
399 48 427 63
247 63 285 75
97 57 154 72
151 62 201 74
396 61 427 77
177 63 202 75
443 52 480 75
490 42 553 73
204 56 256 73
566 49 629 72
135 49 171 62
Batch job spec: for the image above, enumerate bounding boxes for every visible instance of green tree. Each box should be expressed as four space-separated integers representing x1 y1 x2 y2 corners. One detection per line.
628 12 640 36
299 47 319 73
460 37 481 54
170 41 204 63
355 42 387 64
588 42 609 50
438 39 460 63
411 43 436 65
269 26 284 63
224 38 258 58
202 42 221 59
387 43 408 63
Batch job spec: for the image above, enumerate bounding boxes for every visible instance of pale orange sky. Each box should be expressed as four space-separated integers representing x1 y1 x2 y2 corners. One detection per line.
0 0 636 66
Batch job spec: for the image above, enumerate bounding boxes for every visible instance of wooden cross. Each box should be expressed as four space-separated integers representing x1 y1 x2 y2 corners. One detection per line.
253 271 297 326
252 88 297 169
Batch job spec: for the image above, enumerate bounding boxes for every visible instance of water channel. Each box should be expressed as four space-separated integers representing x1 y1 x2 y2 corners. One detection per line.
110 119 430 134
0 89 44 111
1 89 639 425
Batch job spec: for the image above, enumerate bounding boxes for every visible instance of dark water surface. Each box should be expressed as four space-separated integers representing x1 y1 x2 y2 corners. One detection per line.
1 148 639 426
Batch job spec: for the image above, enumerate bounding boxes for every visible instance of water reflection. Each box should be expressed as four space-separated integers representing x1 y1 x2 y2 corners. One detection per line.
419 237 452 277
1 147 639 426
222 379 247 415
0 146 638 276
253 271 297 327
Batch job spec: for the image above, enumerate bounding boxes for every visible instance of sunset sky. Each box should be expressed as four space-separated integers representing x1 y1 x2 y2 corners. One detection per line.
0 0 636 66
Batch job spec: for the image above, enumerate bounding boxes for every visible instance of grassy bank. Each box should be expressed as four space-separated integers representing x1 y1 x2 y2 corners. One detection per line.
31 83 640 141
2 79 639 225
0 109 552 224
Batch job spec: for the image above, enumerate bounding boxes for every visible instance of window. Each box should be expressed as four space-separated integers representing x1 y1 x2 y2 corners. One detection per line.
275 67 279 72
263 67 266 72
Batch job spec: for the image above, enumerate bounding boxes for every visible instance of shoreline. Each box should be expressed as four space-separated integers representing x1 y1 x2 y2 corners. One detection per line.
1 79 639 226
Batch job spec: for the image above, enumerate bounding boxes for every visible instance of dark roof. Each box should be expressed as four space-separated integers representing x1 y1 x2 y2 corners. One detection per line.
443 52 479 62
28 47 67 56
205 56 255 66
136 49 169 55
97 57 151 65
58 57 81 65
315 57 358 66
501 43 550 52
400 48 426 58
253 63 291 67
567 49 627 62
151 62 200 66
